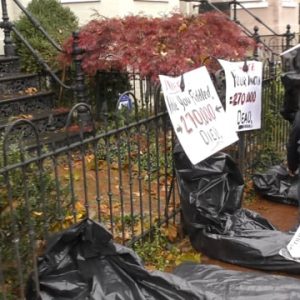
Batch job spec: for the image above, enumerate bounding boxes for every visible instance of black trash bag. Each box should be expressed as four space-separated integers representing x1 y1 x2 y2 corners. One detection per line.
174 144 300 273
26 218 205 300
26 219 300 300
174 144 244 236
173 262 300 300
252 165 299 206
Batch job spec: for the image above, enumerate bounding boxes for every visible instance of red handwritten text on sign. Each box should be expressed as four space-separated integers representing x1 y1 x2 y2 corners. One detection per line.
179 104 216 134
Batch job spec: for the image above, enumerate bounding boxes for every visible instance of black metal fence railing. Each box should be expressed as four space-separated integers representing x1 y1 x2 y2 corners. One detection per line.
0 92 178 299
260 31 300 59
0 58 289 298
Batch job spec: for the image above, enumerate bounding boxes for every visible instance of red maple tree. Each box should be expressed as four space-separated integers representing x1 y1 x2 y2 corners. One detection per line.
60 12 255 81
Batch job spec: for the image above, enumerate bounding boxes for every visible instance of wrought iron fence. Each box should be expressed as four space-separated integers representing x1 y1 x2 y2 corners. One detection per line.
0 95 177 299
259 31 299 59
232 59 289 175
0 59 290 299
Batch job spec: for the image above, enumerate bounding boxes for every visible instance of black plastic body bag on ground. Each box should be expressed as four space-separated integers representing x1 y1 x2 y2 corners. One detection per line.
253 164 299 206
173 144 300 273
26 218 204 300
26 218 300 299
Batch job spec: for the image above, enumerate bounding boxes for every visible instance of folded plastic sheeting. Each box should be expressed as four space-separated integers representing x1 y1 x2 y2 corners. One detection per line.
252 165 299 206
26 218 204 300
173 144 300 273
173 263 300 300
26 218 300 300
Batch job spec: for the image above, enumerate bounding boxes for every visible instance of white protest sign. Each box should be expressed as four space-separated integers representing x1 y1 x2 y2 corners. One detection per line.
278 247 300 263
218 59 263 132
287 225 300 258
279 225 300 263
159 66 238 165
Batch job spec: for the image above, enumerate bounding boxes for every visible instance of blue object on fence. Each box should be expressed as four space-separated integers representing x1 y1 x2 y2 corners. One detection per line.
117 94 132 110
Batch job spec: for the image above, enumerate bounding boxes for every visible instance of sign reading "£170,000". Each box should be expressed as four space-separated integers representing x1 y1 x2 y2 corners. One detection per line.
159 66 238 165
218 59 263 132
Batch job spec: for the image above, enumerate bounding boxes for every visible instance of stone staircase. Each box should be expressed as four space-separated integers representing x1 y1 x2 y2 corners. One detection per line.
0 54 76 146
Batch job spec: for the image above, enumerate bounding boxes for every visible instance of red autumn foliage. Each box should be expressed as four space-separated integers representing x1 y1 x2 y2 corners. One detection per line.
60 12 255 80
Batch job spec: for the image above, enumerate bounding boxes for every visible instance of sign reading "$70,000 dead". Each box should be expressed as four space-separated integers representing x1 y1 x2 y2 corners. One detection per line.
159 66 238 165
218 59 262 132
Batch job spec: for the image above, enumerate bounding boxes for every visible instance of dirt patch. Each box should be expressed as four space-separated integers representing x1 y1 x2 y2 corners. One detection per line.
243 196 298 232
59 158 300 279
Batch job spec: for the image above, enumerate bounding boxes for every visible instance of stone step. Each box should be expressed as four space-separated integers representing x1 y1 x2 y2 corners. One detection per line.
0 57 79 148
0 90 55 118
0 55 20 75
0 73 40 94
0 107 70 136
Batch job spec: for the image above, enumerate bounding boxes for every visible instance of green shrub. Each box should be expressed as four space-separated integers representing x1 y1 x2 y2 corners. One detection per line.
13 0 78 73
0 136 84 297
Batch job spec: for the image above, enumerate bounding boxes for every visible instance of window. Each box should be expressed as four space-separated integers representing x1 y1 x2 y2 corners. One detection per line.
199 2 231 16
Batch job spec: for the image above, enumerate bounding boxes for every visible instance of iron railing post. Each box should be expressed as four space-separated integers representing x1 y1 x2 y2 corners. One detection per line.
72 31 90 125
253 26 260 60
232 0 237 22
284 24 294 51
269 53 275 78
72 31 87 104
0 0 15 56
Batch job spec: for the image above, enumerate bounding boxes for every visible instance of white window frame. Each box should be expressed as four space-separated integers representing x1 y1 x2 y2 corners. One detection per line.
134 0 169 2
235 0 268 9
281 0 297 8
61 0 100 3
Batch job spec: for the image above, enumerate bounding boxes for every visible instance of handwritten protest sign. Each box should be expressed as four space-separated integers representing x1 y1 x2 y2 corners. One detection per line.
159 66 238 165
279 225 300 262
287 225 300 258
218 59 262 132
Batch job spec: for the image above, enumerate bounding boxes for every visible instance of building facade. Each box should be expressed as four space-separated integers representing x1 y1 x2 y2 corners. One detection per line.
2 0 300 54
5 0 300 34
1 0 181 54
182 0 299 36
6 0 181 26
